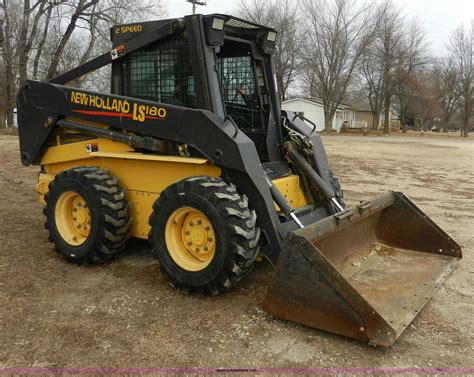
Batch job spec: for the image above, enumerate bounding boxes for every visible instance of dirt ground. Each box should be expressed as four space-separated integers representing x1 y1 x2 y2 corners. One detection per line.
0 134 472 370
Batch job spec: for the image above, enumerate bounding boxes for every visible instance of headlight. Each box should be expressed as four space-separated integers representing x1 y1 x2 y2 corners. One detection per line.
267 31 277 42
212 18 225 31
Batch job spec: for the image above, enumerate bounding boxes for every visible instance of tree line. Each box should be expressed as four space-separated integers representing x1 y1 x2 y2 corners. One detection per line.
1 0 472 137
0 0 165 128
238 0 473 136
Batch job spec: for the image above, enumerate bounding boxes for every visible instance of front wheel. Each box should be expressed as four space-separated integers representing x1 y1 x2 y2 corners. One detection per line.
148 176 260 295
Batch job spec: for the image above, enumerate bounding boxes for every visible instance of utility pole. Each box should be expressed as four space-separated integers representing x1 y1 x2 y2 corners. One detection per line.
186 0 207 15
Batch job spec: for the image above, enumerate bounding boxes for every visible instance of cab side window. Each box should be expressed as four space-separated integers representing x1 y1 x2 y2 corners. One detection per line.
120 38 196 108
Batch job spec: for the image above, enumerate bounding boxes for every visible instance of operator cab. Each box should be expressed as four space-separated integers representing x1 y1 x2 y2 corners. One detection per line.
110 14 280 162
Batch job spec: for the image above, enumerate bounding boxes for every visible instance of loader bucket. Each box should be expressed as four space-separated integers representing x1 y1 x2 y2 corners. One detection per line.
262 192 461 346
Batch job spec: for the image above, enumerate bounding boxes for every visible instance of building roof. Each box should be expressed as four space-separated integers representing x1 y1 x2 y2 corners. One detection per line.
342 97 373 112
282 97 354 111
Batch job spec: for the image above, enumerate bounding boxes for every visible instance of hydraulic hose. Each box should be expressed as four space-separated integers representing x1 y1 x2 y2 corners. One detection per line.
264 175 304 229
57 119 167 153
286 142 344 213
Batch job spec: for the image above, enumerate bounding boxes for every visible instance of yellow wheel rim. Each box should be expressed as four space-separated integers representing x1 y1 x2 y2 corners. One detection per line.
55 191 91 246
165 206 216 272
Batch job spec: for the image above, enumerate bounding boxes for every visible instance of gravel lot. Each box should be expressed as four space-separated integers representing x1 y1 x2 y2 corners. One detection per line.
0 134 472 369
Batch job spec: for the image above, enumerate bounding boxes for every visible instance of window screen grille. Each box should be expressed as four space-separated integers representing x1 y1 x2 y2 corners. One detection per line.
217 54 262 133
217 55 255 106
121 38 196 108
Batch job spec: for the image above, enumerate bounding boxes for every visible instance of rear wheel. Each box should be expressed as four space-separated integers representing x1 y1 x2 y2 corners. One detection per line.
44 166 131 264
148 176 260 295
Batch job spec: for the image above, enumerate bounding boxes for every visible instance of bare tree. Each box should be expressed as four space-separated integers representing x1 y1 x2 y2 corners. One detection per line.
1 0 17 128
302 0 380 132
236 0 301 101
17 0 57 86
378 2 404 134
359 43 384 130
430 58 459 130
358 1 427 134
399 70 440 131
449 21 473 137
394 19 428 132
357 1 401 133
32 2 54 79
45 0 99 79
0 0 166 127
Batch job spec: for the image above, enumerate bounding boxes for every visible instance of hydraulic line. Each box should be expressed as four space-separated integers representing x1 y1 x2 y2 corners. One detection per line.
286 142 344 213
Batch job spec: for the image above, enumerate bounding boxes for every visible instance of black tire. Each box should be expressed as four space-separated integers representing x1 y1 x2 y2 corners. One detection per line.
44 166 131 264
148 176 260 295
329 169 345 209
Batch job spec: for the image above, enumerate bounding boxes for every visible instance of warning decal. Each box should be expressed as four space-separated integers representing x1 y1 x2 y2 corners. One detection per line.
85 143 98 153
110 45 125 60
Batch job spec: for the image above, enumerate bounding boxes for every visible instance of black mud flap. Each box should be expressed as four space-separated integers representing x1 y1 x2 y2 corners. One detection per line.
262 192 462 346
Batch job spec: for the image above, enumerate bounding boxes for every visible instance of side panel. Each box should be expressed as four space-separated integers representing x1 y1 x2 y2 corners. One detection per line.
41 137 134 165
38 145 308 240
272 175 308 210
40 141 221 239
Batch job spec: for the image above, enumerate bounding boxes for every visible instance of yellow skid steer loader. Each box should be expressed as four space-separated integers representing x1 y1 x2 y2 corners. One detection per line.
16 14 461 346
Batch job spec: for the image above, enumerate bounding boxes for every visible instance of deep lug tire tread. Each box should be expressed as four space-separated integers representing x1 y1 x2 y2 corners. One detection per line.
44 166 131 264
148 176 260 296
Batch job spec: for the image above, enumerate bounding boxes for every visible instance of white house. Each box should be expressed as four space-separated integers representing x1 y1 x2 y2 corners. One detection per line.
281 97 355 132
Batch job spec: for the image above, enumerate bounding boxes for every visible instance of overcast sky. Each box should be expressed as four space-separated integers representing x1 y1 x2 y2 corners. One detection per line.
166 0 473 57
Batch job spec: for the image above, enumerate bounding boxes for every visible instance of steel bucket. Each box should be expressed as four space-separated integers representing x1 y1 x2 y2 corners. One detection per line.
262 192 461 346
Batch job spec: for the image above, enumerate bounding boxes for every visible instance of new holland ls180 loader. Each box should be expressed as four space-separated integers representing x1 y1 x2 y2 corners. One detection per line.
17 14 461 346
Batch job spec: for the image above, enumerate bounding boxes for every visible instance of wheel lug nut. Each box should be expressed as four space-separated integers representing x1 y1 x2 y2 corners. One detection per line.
205 226 210 231
208 237 212 242
197 219 202 225
204 246 208 251
73 208 77 212
185 231 190 235
76 225 81 229
195 248 200 252
73 217 77 221
189 221 194 226
187 241 192 246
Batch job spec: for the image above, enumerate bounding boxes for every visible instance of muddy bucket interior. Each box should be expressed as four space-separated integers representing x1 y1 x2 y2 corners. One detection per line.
262 192 461 346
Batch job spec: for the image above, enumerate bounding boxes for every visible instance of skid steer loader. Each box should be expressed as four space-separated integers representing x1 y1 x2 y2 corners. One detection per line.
17 14 461 346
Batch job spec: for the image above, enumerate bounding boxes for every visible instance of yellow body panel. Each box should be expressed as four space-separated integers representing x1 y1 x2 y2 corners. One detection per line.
39 138 221 239
272 175 308 209
90 151 210 164
128 190 159 238
41 138 133 165
38 138 308 240
37 173 55 205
